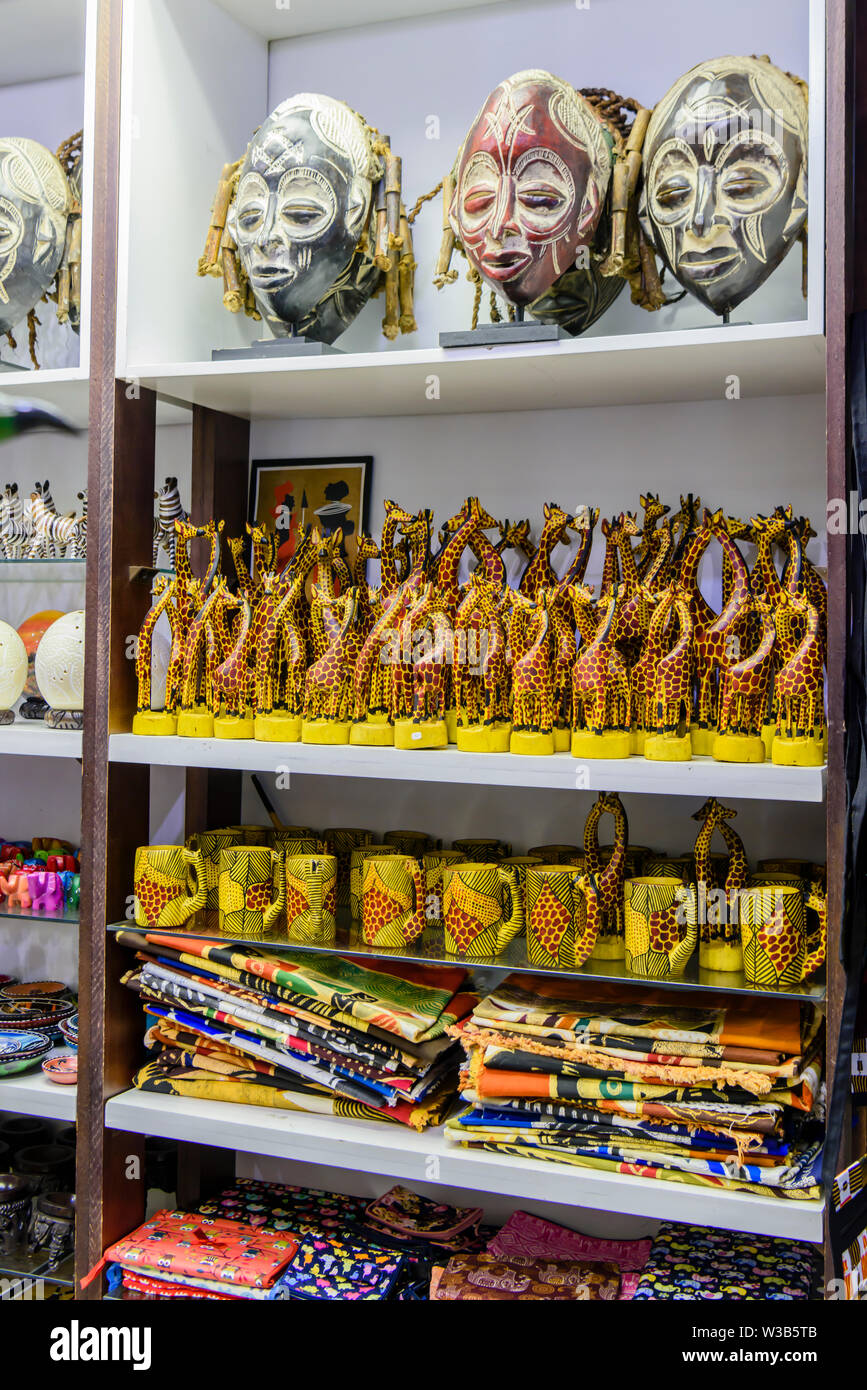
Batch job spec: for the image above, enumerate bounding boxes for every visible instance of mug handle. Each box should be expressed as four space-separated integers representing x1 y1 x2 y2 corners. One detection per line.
404 857 426 943
181 847 208 917
669 885 698 972
263 850 286 933
802 882 827 980
572 873 600 968
305 858 325 931
496 865 524 947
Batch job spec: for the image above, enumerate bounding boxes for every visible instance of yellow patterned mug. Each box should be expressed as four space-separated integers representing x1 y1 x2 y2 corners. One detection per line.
284 854 338 945
442 862 524 957
134 845 207 929
452 837 511 862
186 829 238 915
740 882 827 989
423 850 466 927
526 865 600 970
218 846 285 939
624 877 697 978
269 832 325 856
349 845 399 919
361 855 426 947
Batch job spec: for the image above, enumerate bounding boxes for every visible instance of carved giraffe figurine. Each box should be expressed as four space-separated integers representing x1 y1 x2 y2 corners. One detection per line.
691 798 748 971
176 577 231 738
212 591 258 736
771 589 826 766
569 584 631 758
630 585 674 755
172 521 224 736
494 517 536 589
353 533 381 624
645 586 694 761
636 493 671 579
599 517 621 598
302 587 366 743
453 576 511 750
132 575 180 735
548 584 577 751
379 499 415 598
436 498 493 609
779 511 827 659
508 588 555 755
395 582 454 747
610 512 655 667
253 569 307 742
583 791 630 958
552 505 598 593
387 510 435 723
714 595 776 763
309 527 346 660
689 509 753 755
519 503 576 598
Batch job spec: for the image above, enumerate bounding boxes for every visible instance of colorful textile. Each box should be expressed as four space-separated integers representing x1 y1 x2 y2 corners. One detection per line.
278 1234 404 1300
364 1186 482 1247
631 1223 821 1300
430 1251 620 1300
487 1210 652 1270
103 1210 298 1291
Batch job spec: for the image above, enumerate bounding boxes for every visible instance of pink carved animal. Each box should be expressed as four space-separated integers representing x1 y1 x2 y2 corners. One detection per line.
28 871 65 913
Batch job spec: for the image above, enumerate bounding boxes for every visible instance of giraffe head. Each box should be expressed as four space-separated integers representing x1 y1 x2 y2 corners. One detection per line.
618 511 639 539
570 504 599 535
497 518 534 555
542 502 573 541
383 499 417 528
639 493 670 528
356 532 380 562
467 497 502 532
691 797 738 824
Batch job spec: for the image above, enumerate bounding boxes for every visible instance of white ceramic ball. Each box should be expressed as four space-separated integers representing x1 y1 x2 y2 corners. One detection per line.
34 610 85 711
0 620 27 710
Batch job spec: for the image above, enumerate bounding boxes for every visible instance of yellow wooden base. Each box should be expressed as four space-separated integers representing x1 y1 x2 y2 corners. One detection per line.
214 714 255 740
761 722 776 759
689 724 717 757
445 709 458 744
254 713 302 743
394 718 448 750
712 732 766 764
302 719 351 745
177 709 214 739
772 734 826 767
631 728 647 756
644 732 692 762
132 711 177 737
590 935 626 961
553 726 571 753
699 940 743 973
350 718 394 747
457 722 512 753
571 729 632 760
510 730 554 757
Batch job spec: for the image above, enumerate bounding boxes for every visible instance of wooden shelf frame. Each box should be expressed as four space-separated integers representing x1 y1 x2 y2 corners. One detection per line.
69 0 859 1299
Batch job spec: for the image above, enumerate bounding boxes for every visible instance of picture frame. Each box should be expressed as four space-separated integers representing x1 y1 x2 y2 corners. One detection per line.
248 455 373 574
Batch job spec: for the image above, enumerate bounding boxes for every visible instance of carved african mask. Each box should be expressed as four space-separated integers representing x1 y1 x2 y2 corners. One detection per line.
226 94 381 344
0 138 71 337
450 70 615 307
640 56 808 316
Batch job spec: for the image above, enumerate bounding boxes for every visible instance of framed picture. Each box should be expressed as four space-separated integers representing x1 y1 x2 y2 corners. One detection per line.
248 456 373 574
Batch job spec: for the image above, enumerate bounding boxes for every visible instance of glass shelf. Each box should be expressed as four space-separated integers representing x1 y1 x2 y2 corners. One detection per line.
0 904 79 926
0 1250 74 1289
0 558 86 583
107 915 826 1004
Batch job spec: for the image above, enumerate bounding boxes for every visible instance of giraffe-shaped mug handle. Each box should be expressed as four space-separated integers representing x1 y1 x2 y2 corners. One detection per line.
802 880 827 980
495 864 525 949
133 844 207 929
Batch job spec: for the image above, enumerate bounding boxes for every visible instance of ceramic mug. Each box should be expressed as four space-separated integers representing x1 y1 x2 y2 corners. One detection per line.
423 850 466 927
748 872 804 888
624 877 698 978
349 846 399 919
527 844 583 865
526 865 600 969
284 854 338 945
218 846 285 939
323 828 375 910
740 882 827 989
186 829 238 914
451 837 511 862
269 831 325 856
361 855 426 947
442 862 524 957
134 844 207 929
223 824 270 844
384 830 440 856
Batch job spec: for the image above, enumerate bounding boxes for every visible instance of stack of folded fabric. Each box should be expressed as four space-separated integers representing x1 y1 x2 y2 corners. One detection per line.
631 1223 822 1300
116 930 474 1130
446 974 824 1200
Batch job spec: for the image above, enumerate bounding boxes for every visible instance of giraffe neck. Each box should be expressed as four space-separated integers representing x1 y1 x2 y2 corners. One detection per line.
616 528 641 589
600 531 619 595
436 513 477 595
379 513 401 592
755 529 785 602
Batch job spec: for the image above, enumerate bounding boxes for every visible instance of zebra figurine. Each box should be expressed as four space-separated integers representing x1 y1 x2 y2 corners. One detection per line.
29 481 58 557
73 490 87 558
1 483 25 558
28 490 80 558
153 476 188 568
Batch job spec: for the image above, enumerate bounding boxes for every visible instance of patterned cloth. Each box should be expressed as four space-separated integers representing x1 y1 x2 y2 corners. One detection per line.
631 1223 822 1300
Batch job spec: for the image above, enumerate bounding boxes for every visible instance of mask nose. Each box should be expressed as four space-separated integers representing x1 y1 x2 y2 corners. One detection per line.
689 165 717 237
490 177 520 240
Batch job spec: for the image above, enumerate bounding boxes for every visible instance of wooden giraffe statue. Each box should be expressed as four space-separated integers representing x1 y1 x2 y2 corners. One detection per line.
519 503 577 598
772 590 825 766
778 510 827 659
645 586 694 761
132 575 180 736
436 498 494 608
569 584 631 759
253 568 309 742
453 576 511 750
630 585 674 755
353 533 381 618
691 798 748 972
610 512 655 667
689 509 753 755
582 792 629 958
548 584 577 751
636 493 671 579
176 577 230 738
379 499 416 598
714 596 776 763
508 588 555 755
212 591 257 737
494 518 536 587
599 517 621 597
309 527 346 660
395 581 454 748
303 587 366 743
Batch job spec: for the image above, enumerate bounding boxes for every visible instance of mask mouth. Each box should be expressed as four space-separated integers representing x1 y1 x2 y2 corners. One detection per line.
480 247 532 282
679 248 743 282
248 264 298 291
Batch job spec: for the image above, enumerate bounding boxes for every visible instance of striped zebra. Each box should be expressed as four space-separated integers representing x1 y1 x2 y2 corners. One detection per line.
1 483 25 557
28 481 58 557
28 492 81 558
153 476 188 567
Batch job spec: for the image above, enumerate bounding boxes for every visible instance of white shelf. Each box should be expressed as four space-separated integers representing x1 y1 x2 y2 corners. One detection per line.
0 1059 76 1122
104 1088 825 1243
107 734 826 803
131 323 825 422
0 724 82 760
213 0 508 40
0 370 91 431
